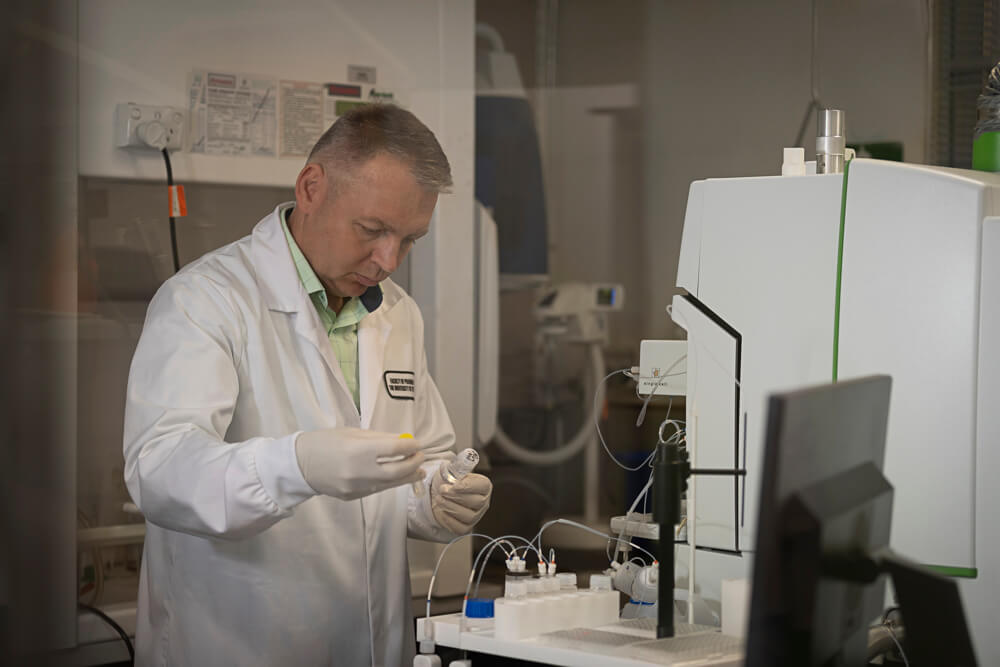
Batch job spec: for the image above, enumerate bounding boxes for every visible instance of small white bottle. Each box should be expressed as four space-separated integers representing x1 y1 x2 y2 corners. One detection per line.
444 448 480 482
413 640 441 667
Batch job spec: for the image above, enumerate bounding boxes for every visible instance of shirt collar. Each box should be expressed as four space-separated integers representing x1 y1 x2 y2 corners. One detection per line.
280 205 383 313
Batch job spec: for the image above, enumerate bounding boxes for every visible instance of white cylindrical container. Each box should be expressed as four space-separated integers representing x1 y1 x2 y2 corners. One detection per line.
494 597 527 640
568 591 590 629
577 590 599 628
555 593 575 630
600 590 621 626
504 576 529 600
554 572 580 630
522 595 543 637
588 574 620 627
556 572 577 590
721 578 751 638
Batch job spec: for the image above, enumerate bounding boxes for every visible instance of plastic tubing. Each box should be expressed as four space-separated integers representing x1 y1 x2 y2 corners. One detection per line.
491 343 605 465
471 535 545 599
533 519 657 569
426 535 520 620
465 535 544 630
473 519 659 597
426 533 495 626
612 471 655 564
424 532 541 637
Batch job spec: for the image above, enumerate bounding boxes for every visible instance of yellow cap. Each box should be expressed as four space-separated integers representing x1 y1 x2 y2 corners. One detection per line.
399 433 414 439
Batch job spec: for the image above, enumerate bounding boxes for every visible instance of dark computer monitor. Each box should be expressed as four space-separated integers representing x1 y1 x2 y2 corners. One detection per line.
746 375 894 667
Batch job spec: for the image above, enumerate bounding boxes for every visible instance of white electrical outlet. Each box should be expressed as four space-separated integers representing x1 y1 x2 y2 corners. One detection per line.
637 339 687 396
114 103 185 151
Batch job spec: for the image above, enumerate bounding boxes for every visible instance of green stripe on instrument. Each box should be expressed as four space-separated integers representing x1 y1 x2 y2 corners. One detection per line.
925 564 978 579
832 160 852 381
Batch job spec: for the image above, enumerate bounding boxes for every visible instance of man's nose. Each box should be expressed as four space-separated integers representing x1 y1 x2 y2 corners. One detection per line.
371 236 402 275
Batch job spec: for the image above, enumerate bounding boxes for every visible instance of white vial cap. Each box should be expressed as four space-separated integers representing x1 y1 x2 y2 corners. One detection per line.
782 147 806 176
419 639 436 654
589 574 612 591
556 572 577 589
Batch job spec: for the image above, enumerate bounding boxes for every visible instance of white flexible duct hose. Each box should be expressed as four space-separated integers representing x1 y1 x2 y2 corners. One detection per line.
491 343 605 466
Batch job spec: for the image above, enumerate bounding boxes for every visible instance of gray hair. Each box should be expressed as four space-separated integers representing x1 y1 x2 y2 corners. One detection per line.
307 103 452 195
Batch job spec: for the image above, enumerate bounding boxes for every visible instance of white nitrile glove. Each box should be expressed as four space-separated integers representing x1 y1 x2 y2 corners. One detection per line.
294 427 425 501
429 462 493 534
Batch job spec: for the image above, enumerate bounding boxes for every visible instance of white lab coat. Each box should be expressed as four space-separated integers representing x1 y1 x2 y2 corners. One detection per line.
123 204 458 666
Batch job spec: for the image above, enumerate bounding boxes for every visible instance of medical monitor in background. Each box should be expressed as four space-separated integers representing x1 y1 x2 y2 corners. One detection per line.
746 375 893 667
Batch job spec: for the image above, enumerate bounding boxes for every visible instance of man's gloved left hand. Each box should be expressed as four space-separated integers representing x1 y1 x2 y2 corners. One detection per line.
429 462 492 534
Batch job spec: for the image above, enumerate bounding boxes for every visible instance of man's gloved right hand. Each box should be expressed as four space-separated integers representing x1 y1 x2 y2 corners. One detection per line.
294 427 426 501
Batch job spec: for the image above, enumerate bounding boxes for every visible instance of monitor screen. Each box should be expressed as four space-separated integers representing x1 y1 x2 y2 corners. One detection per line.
746 375 893 666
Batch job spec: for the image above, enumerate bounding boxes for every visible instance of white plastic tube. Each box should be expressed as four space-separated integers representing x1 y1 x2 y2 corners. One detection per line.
491 343 605 465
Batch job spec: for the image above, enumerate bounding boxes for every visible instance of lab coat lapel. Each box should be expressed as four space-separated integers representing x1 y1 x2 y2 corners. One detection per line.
292 303 355 409
358 309 392 429
250 205 355 409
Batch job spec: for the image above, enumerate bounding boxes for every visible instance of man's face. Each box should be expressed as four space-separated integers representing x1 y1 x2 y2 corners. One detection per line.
294 153 438 301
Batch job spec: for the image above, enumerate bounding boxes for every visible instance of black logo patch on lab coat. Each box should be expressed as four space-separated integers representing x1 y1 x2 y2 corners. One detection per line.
383 371 416 400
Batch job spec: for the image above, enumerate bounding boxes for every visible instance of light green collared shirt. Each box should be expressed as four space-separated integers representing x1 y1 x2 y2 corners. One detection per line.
281 207 381 410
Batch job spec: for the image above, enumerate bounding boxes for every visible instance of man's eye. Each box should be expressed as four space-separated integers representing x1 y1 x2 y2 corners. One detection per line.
360 226 381 236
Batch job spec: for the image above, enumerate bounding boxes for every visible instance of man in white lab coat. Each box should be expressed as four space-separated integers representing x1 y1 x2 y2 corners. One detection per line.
123 104 492 666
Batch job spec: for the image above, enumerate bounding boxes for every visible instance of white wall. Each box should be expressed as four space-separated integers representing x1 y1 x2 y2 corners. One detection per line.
641 0 930 339
77 0 475 451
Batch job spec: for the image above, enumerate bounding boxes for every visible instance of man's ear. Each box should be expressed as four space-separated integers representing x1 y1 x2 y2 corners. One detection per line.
294 163 329 214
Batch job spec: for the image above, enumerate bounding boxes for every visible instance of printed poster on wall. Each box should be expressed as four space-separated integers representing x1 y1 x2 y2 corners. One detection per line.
188 70 277 157
278 80 397 158
189 67 397 160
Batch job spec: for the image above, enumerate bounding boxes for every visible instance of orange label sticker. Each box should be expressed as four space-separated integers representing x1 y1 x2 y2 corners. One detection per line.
168 185 187 217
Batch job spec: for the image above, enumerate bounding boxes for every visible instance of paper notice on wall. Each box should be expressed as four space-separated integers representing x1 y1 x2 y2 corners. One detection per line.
188 70 277 157
279 81 324 159
278 80 397 158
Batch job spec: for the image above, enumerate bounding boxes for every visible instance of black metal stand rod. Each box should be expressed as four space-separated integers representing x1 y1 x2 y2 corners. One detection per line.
689 468 747 476
655 442 679 639
659 523 674 638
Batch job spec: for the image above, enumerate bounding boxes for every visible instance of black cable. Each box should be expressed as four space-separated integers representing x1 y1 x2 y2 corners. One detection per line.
78 603 135 665
161 147 180 273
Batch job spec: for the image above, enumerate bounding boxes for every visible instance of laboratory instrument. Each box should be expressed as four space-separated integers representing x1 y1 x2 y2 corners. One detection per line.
419 376 976 665
671 156 1000 661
